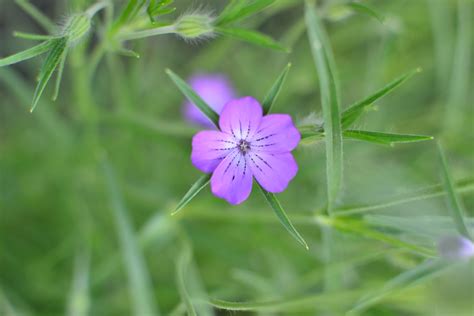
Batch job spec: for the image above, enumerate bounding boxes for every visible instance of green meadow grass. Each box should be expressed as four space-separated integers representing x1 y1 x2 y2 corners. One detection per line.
0 0 473 315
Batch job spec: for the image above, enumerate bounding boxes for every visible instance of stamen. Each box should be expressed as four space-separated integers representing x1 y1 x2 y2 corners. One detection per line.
238 139 251 154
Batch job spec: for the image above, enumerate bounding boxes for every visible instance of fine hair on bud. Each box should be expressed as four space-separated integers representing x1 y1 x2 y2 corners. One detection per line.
175 10 215 43
61 13 91 43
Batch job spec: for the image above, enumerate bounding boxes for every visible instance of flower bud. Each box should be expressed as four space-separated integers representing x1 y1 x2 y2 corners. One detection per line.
175 13 214 40
62 13 91 42
437 235 474 260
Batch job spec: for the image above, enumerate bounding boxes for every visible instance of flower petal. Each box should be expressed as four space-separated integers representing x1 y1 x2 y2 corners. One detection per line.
191 130 237 173
219 96 263 140
183 74 236 127
210 152 253 205
250 114 301 153
248 152 298 193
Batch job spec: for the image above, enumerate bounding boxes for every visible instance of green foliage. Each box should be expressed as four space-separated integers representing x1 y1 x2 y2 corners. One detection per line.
437 143 472 239
305 0 343 214
258 184 309 249
172 174 212 216
343 130 433 146
215 27 288 51
103 162 160 316
216 0 276 26
0 0 472 315
262 63 292 114
341 68 421 129
166 69 220 127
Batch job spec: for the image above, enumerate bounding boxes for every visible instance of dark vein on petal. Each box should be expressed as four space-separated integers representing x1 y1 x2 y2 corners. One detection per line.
224 151 239 174
254 153 273 170
254 133 276 142
249 154 264 173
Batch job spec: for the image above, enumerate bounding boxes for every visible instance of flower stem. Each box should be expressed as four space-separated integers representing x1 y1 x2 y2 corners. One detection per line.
118 25 176 41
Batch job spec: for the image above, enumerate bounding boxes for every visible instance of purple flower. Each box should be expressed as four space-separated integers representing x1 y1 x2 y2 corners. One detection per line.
191 96 300 205
183 74 237 127
437 235 474 260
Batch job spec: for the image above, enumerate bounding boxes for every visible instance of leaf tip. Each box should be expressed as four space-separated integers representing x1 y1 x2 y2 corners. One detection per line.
416 67 423 73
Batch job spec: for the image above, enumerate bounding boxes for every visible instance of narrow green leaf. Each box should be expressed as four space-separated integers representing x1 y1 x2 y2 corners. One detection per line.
343 130 433 146
216 27 288 52
103 161 159 316
114 0 147 29
341 68 420 129
176 248 197 316
437 143 472 239
172 174 211 216
335 177 474 216
13 31 58 41
166 68 219 127
15 0 55 33
444 1 472 131
298 125 325 144
305 1 343 214
347 2 385 24
52 49 68 101
0 40 54 67
262 63 291 114
66 250 90 316
207 289 364 312
176 246 214 316
216 0 276 26
348 259 454 315
258 184 309 249
31 38 68 112
147 0 175 22
317 216 436 257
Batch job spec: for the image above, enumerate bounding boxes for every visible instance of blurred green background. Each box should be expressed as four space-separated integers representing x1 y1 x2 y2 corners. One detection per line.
0 0 473 315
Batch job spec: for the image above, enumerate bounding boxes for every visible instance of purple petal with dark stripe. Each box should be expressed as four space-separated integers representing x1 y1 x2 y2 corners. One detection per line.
219 96 262 140
251 114 301 153
191 130 237 173
248 152 298 193
210 152 253 204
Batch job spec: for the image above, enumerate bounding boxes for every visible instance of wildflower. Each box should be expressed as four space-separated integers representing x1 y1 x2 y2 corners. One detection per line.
183 74 236 127
191 97 300 204
437 235 474 260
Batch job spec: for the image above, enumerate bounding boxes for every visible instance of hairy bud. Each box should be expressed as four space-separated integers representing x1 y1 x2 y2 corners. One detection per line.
62 13 91 42
175 13 214 40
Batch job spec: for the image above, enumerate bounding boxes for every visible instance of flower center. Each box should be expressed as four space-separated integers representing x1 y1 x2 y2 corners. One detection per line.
237 139 251 154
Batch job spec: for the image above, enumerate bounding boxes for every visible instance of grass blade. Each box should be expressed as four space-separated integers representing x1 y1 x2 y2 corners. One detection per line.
176 245 214 316
348 259 454 315
66 250 90 316
316 216 436 257
335 177 474 216
258 184 308 249
341 68 420 129
343 130 433 146
262 62 291 114
176 248 197 316
14 0 55 33
112 0 147 31
216 27 288 52
172 174 211 216
437 143 471 239
52 49 68 101
31 38 68 112
207 289 364 312
0 40 54 67
305 0 343 214
166 68 219 127
216 0 276 26
445 1 472 132
347 2 385 24
13 31 58 41
103 161 159 316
